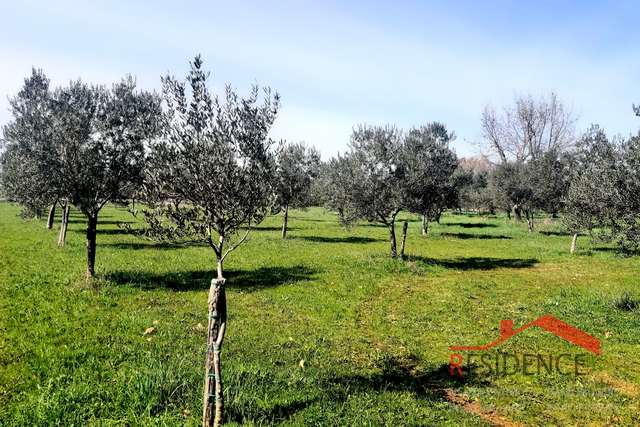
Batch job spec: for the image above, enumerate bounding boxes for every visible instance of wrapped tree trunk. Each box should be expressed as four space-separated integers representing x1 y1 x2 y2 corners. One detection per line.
203 277 227 427
570 233 578 253
399 221 408 257
57 203 70 247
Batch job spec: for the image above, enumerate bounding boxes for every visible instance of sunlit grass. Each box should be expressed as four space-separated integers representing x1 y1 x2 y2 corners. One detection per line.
0 202 639 426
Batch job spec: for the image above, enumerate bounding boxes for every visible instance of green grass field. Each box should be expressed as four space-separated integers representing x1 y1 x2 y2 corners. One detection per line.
1 202 639 426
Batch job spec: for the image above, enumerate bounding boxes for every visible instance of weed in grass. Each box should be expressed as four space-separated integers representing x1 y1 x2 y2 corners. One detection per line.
611 291 640 312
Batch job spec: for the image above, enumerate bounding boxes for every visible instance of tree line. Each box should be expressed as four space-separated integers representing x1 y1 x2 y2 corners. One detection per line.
3 71 640 267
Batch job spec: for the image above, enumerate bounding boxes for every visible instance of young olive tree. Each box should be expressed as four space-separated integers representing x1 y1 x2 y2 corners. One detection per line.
316 154 362 227
130 56 280 427
274 142 321 238
1 68 161 278
457 157 495 214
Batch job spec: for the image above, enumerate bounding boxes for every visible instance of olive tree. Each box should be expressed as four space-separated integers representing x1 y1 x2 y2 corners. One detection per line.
274 142 321 238
340 124 405 257
403 122 458 234
129 56 280 427
564 124 640 254
0 143 55 219
1 69 56 220
1 68 161 278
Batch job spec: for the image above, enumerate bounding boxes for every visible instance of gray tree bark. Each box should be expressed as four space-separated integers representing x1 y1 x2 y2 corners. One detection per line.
46 202 56 230
203 278 227 427
512 205 522 222
421 215 428 235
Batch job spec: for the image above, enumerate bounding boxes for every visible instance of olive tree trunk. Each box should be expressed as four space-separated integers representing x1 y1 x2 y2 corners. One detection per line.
388 222 397 258
512 205 521 222
46 202 57 230
421 215 428 235
203 276 227 427
86 214 98 279
524 209 534 233
281 205 289 239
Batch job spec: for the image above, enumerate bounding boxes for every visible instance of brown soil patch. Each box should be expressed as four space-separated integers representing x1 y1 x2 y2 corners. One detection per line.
593 371 639 398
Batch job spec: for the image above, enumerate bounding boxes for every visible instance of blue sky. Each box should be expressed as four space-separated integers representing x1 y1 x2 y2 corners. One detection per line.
1 0 639 159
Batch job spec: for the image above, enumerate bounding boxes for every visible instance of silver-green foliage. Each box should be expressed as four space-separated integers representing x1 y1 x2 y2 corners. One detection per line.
564 124 640 254
133 56 281 277
1 68 162 277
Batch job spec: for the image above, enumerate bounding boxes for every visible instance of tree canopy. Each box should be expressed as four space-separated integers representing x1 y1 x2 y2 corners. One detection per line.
132 55 281 278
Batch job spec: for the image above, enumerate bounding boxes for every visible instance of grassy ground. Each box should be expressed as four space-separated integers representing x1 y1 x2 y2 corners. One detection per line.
0 202 639 426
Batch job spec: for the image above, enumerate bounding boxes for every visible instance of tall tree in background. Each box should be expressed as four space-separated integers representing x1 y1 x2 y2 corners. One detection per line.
403 122 458 234
480 91 578 164
129 56 280 427
479 91 578 221
274 142 321 238
1 68 161 278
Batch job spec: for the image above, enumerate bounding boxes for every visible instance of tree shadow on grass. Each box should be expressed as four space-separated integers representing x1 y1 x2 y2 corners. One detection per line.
72 228 131 235
408 255 538 271
327 355 485 402
440 232 511 240
253 226 297 232
539 230 572 237
225 355 484 425
101 242 189 250
105 265 318 292
226 397 316 425
442 223 498 229
295 235 381 244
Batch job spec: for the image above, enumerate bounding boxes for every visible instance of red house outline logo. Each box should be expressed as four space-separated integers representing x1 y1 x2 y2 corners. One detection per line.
450 314 600 355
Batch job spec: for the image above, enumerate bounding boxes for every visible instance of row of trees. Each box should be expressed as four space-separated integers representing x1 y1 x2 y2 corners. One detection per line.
0 58 286 427
317 123 458 257
5 84 640 263
3 60 640 425
459 91 640 254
